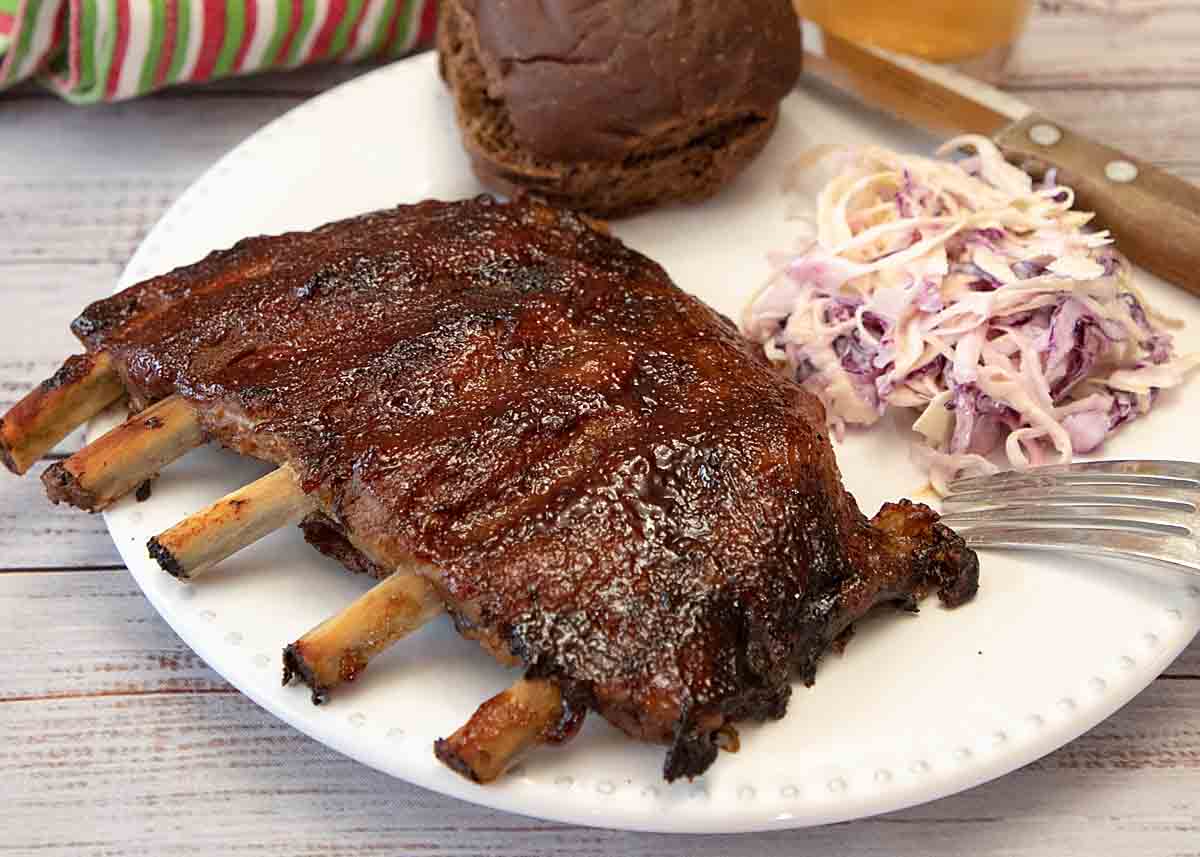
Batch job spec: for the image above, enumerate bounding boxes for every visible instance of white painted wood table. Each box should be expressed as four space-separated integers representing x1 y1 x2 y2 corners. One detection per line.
4 4 1200 854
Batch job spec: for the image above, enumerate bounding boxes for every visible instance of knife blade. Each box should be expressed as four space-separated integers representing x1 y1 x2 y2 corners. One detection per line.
801 22 1200 297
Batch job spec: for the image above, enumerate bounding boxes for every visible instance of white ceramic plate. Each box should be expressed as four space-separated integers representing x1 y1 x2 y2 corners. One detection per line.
94 53 1200 833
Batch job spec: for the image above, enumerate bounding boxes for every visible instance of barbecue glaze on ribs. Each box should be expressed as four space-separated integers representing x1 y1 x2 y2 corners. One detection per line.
51 197 978 780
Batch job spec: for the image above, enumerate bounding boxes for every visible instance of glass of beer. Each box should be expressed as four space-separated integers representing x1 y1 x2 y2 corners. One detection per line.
795 0 1033 80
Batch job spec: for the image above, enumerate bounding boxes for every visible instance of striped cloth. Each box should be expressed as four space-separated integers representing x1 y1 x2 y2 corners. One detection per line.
0 0 436 102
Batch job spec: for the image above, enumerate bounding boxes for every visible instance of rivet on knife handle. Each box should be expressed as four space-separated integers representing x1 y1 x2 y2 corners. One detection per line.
993 113 1200 297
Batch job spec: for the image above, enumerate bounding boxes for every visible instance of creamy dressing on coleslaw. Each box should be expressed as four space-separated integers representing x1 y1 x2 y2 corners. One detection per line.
742 136 1198 493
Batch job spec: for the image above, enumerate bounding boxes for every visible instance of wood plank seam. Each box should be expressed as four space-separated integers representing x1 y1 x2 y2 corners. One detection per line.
1 687 238 704
0 565 128 575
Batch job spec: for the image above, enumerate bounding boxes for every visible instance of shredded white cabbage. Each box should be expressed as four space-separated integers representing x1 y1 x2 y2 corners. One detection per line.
742 136 1198 494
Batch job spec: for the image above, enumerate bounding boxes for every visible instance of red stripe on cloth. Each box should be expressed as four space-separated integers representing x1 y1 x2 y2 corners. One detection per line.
306 0 345 62
191 0 226 80
0 0 24 81
273 0 304 65
154 0 179 85
232 0 257 71
415 0 436 47
63 0 82 87
104 0 131 96
340 0 369 58
32 1 66 73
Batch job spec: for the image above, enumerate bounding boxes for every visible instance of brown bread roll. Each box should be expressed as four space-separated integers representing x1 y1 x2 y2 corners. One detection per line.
438 0 802 218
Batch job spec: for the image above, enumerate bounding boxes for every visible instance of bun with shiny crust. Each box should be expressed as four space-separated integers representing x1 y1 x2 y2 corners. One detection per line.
437 0 802 218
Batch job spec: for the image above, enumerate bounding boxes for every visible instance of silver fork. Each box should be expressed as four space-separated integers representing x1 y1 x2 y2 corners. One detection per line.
940 460 1200 575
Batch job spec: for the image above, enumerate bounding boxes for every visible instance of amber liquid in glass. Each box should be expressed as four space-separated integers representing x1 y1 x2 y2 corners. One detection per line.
796 0 1032 64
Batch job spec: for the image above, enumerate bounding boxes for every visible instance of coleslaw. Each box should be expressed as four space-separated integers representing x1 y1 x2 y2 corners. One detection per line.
742 136 1198 493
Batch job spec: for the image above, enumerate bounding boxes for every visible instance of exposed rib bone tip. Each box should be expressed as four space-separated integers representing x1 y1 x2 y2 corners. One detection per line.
41 460 102 512
282 644 329 705
282 571 442 701
436 677 568 784
43 394 205 512
0 352 125 476
147 536 188 581
151 464 314 579
433 738 484 783
0 422 18 476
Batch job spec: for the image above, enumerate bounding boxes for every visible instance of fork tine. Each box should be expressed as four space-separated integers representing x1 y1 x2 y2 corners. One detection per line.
946 460 1200 495
943 482 1200 513
949 472 1199 495
939 523 1200 576
941 504 1194 534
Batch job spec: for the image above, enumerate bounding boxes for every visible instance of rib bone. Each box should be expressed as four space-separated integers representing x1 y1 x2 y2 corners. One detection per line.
41 394 205 511
282 571 443 703
0 353 125 475
434 678 567 783
149 463 316 580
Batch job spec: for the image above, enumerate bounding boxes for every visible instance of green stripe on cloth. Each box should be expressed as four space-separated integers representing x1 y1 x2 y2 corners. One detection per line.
326 0 360 59
5 0 39 83
90 0 118 98
76 0 98 95
285 0 314 66
54 0 107 103
165 0 190 82
387 0 414 58
263 0 290 69
366 0 393 58
138 0 165 92
211 0 243 76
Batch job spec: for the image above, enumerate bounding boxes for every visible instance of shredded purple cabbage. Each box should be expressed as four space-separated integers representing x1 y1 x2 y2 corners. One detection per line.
741 137 1198 492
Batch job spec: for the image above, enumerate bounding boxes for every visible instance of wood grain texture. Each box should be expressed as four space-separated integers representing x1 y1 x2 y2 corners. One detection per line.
0 99 302 179
0 468 122 569
1 571 1198 855
2 1 1200 853
3 687 1199 856
1010 1 1200 88
0 572 226 700
1017 88 1200 180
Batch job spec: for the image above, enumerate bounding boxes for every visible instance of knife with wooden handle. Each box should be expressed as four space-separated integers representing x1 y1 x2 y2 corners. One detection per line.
801 23 1200 297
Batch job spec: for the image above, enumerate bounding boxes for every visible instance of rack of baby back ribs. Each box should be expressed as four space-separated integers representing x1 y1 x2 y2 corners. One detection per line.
0 197 977 783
